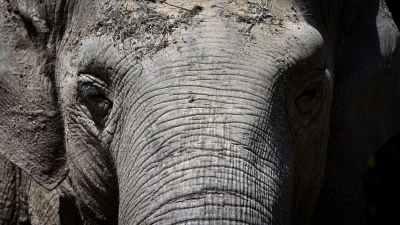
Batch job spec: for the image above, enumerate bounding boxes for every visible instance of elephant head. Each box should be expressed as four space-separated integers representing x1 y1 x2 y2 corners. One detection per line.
1 0 400 224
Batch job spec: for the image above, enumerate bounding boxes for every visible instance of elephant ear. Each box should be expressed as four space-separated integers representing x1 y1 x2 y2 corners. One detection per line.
328 0 400 186
0 0 68 189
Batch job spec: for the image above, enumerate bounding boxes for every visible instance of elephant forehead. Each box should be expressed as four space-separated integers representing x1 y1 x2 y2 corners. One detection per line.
71 0 326 101
78 0 312 55
95 0 297 29
75 19 325 87
143 20 326 74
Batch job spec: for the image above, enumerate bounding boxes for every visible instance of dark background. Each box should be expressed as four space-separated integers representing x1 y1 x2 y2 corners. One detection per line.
363 133 400 224
384 0 400 24
359 1 399 224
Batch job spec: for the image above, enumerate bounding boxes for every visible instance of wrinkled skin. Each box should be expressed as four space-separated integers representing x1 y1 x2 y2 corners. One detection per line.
0 154 30 225
0 154 83 225
1 0 400 224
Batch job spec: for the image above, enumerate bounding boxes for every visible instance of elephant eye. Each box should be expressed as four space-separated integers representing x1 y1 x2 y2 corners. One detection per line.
295 87 320 113
81 85 104 99
79 84 112 117
294 69 329 115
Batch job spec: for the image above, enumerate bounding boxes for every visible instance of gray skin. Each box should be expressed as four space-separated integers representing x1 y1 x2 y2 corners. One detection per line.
0 154 83 225
1 0 400 224
0 154 30 225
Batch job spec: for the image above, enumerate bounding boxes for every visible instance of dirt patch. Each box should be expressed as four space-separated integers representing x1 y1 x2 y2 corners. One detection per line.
91 0 203 57
236 1 274 24
215 0 299 34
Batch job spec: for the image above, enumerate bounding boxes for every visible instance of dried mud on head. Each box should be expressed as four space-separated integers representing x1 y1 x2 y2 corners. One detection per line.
89 0 299 58
91 0 204 57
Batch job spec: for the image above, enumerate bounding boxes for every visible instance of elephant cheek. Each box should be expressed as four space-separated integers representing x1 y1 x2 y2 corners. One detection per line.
64 124 119 223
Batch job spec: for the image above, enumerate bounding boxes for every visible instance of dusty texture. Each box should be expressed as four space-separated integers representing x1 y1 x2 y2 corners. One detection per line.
1 0 400 224
0 0 68 189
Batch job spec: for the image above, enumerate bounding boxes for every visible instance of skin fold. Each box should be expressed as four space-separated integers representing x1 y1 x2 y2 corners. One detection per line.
1 0 400 224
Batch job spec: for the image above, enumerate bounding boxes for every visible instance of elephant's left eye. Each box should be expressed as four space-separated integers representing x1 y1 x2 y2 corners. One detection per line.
295 86 321 113
78 83 112 125
294 70 329 114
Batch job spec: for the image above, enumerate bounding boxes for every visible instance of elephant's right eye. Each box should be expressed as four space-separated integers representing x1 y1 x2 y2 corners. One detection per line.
79 84 112 124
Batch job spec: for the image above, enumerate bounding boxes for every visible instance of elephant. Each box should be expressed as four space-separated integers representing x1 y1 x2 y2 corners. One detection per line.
1 0 400 224
0 154 83 225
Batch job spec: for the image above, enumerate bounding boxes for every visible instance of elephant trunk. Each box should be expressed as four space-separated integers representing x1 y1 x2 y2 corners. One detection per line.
119 135 291 223
111 21 294 223
116 88 293 224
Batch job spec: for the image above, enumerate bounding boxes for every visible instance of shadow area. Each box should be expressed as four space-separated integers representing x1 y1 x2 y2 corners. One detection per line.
363 132 400 224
